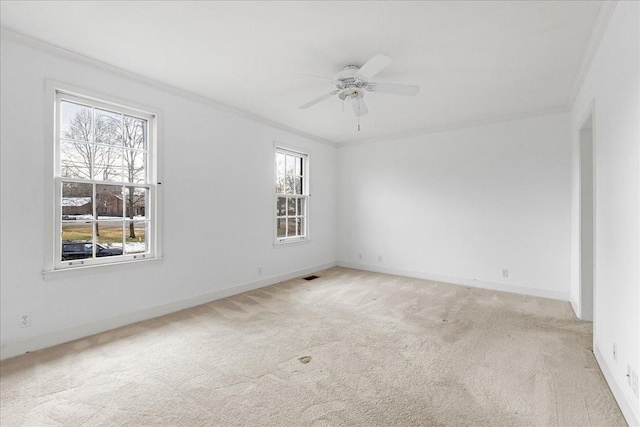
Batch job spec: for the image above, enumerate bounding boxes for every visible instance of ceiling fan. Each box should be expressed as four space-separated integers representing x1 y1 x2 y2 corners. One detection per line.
299 54 420 118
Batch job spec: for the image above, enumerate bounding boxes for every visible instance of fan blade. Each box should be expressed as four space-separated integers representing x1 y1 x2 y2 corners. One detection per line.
299 90 339 109
370 82 420 96
356 54 392 80
299 73 336 83
351 98 368 117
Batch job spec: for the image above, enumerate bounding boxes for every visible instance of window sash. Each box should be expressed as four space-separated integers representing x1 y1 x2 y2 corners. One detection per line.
54 90 157 269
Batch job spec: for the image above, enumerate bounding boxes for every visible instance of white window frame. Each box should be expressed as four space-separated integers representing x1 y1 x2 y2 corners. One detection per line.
44 81 162 275
274 145 309 244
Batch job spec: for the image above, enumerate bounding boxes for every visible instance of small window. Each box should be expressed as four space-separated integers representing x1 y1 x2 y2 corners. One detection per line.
275 147 308 243
54 90 158 268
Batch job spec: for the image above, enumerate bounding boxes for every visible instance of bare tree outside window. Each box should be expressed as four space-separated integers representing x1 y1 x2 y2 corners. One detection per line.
61 104 147 239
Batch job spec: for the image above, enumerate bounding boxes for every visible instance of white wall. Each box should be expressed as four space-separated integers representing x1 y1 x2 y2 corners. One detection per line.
569 1 640 423
337 113 571 300
0 37 337 359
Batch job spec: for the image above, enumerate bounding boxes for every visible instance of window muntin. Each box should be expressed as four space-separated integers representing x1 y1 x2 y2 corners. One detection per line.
275 148 308 242
55 92 156 268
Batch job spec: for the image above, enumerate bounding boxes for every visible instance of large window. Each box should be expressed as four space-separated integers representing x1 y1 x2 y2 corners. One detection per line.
275 147 308 243
54 90 157 269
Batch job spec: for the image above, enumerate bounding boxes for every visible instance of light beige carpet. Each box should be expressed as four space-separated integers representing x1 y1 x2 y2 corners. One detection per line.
0 267 626 426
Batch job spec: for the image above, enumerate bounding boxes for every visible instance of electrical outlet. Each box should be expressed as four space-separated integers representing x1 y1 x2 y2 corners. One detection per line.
358 253 362 260
19 313 31 328
258 267 262 275
502 269 509 278
628 365 633 386
613 343 617 361
632 370 639 397
378 255 383 263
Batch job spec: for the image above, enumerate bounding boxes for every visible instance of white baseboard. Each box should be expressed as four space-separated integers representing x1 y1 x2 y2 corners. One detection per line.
594 342 640 426
337 261 569 301
0 261 336 361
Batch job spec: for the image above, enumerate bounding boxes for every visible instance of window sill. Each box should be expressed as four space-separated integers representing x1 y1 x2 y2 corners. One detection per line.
273 238 311 246
42 257 163 280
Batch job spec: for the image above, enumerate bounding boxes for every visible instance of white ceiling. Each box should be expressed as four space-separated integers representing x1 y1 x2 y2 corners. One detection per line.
0 1 603 145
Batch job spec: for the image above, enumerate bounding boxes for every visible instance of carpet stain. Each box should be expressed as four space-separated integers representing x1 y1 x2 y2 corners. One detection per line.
298 356 312 364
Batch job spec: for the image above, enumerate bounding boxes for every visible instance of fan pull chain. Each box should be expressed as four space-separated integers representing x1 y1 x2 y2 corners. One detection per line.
358 100 361 131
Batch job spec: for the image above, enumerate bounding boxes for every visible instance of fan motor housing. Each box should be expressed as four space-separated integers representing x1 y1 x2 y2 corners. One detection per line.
335 66 366 88
334 65 359 80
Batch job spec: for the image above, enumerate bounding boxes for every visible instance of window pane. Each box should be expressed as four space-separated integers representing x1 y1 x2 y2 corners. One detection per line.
61 224 93 261
94 146 123 181
60 141 92 179
287 198 296 216
276 173 285 193
62 182 93 220
61 223 93 242
123 149 146 183
298 217 306 237
125 221 147 254
96 221 123 256
124 187 147 219
60 101 92 142
284 175 293 194
277 197 286 216
295 157 302 175
277 218 286 238
287 218 296 237
276 152 285 175
294 176 302 194
296 198 304 216
123 116 147 151
96 184 124 219
285 155 295 174
95 109 122 146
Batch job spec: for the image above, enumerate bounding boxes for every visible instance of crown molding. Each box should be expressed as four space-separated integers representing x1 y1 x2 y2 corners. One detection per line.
2 22 586 149
567 1 618 107
337 105 570 148
0 26 338 148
